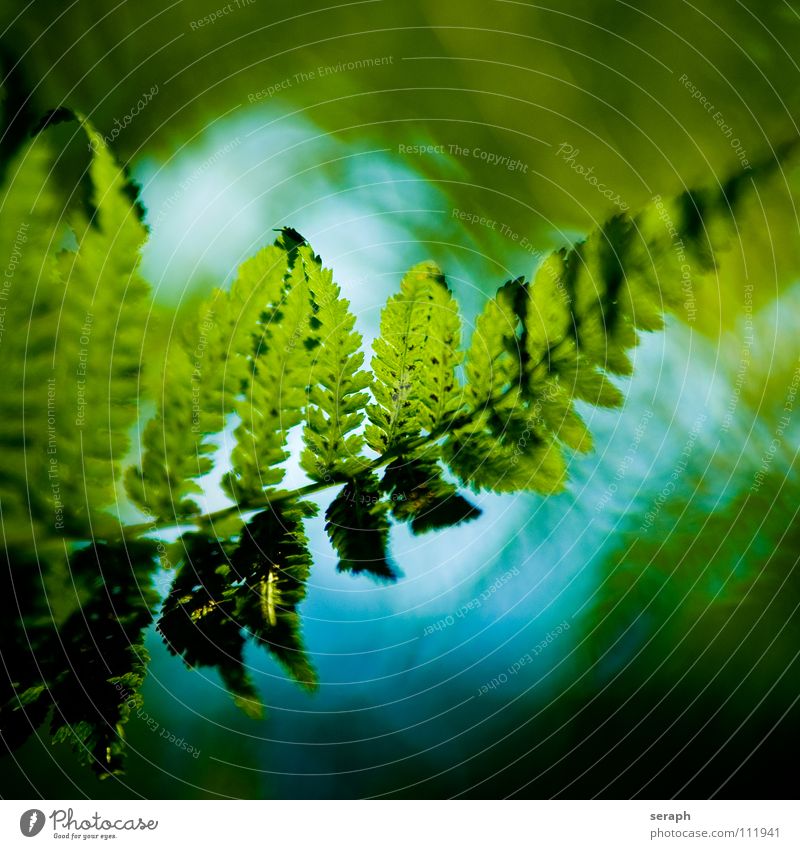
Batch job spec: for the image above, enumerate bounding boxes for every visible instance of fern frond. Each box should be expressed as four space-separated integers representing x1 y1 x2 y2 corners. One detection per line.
125 321 216 519
15 540 161 777
0 118 149 540
159 499 319 709
230 500 319 689
0 135 67 543
364 262 475 532
325 472 396 580
443 279 569 493
443 172 768 493
366 261 463 453
224 255 316 502
127 231 306 518
414 266 465 435
58 123 151 515
158 534 265 719
380 458 481 534
299 245 371 481
49 541 159 776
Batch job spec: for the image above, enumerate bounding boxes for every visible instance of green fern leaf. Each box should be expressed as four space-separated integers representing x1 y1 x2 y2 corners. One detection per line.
0 117 150 545
224 254 316 502
230 500 319 689
0 135 68 543
127 231 307 518
413 265 465 435
380 458 481 534
158 534 265 719
25 540 160 777
365 262 474 530
366 262 463 453
61 121 150 514
443 280 568 493
299 245 371 481
445 180 755 493
325 473 396 580
125 333 212 519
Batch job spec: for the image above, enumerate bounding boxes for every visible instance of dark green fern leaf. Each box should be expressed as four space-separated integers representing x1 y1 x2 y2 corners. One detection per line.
157 534 264 719
381 458 481 534
444 161 781 494
229 500 319 689
159 500 319 709
444 280 569 494
6 540 160 778
325 473 396 581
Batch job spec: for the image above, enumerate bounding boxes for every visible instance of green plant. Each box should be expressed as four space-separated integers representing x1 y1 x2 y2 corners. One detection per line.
1 112 797 777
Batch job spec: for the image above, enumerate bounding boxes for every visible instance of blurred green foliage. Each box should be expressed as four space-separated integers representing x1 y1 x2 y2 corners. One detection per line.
1 0 799 799
3 0 800 287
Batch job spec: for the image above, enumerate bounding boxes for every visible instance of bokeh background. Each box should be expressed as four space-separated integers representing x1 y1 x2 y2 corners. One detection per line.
1 0 799 798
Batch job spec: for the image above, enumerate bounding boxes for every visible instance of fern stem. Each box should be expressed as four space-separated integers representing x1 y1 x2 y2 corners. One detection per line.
110 408 478 542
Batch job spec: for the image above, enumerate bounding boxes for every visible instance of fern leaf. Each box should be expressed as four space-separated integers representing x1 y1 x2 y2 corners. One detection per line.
0 117 149 542
224 256 316 502
366 262 463 453
158 534 264 719
127 231 306 518
299 245 371 481
442 280 568 493
325 473 396 580
364 262 472 530
125 329 213 519
0 136 67 543
159 500 319 709
414 266 465 434
6 540 161 777
60 122 150 513
230 500 319 689
444 164 778 494
380 458 481 534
